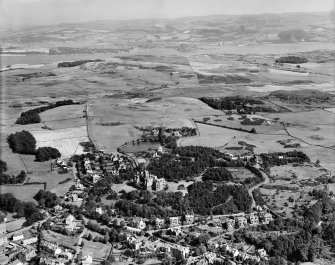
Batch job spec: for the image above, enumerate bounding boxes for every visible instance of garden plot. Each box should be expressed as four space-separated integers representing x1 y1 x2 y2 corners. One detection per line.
228 168 256 182
31 126 88 157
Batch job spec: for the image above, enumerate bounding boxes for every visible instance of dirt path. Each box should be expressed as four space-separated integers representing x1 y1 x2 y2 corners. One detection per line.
248 169 270 209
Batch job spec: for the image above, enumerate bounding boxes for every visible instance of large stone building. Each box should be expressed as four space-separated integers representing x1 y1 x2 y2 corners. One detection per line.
135 170 166 191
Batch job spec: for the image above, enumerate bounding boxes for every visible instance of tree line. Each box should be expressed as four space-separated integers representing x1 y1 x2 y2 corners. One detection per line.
16 99 79 125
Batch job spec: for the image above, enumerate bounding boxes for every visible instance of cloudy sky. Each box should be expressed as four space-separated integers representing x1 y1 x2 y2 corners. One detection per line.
0 0 334 27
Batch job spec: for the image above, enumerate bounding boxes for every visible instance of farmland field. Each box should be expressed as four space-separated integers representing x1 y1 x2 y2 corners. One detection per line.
31 126 89 157
0 184 44 202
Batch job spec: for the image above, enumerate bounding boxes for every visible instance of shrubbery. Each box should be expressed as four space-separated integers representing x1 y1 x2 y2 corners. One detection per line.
35 147 61 162
7 130 36 154
0 160 7 173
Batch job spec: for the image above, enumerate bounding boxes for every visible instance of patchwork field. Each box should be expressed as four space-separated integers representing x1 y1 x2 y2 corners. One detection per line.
88 97 218 152
31 126 89 157
179 122 307 154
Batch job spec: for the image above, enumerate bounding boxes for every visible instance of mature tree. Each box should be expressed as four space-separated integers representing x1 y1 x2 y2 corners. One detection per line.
35 147 61 162
7 130 36 154
33 190 59 208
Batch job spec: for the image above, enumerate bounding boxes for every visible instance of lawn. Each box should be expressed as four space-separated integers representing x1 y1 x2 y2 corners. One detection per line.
82 239 111 260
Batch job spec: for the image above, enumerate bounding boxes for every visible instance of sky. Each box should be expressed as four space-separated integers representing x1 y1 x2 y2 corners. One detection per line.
0 0 334 27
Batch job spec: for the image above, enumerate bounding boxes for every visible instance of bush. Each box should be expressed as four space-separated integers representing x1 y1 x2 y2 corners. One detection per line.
35 147 61 162
7 130 36 154
0 160 7 173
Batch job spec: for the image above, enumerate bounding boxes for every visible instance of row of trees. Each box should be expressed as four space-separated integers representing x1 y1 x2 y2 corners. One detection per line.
0 170 26 185
16 99 79 125
57 59 102 68
275 56 308 64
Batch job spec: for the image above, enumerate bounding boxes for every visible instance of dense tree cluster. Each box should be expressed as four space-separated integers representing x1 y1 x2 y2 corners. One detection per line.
236 193 335 263
246 230 323 263
7 130 36 154
148 146 248 181
243 165 265 187
16 99 79 125
252 189 267 206
186 181 252 215
275 56 308 64
33 189 59 208
202 167 234 182
260 151 310 169
0 193 43 225
200 97 263 111
148 146 246 181
35 147 61 162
